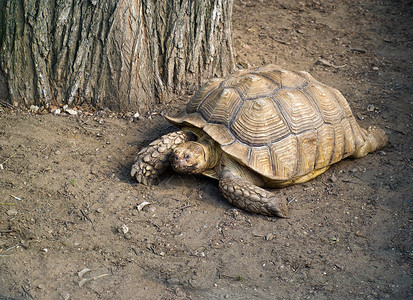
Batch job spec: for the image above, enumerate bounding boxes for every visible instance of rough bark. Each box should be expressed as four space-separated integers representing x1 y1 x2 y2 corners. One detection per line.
0 0 234 112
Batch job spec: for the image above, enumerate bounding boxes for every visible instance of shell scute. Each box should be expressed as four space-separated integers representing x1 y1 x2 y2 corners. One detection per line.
269 134 298 180
230 97 290 146
198 87 242 126
275 89 324 134
187 77 225 113
224 73 276 99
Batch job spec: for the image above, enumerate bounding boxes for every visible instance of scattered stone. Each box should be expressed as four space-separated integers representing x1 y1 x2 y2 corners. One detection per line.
167 278 180 285
356 112 366 120
65 108 78 115
133 112 140 120
50 106 61 115
265 233 275 241
30 105 39 113
367 104 376 112
118 224 129 234
329 173 337 183
228 208 240 219
96 109 108 117
6 209 18 216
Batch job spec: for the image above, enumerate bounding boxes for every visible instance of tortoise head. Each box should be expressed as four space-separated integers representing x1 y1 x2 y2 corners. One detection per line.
171 141 209 174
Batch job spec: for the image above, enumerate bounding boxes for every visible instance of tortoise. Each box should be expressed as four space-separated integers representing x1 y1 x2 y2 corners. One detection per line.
131 65 387 217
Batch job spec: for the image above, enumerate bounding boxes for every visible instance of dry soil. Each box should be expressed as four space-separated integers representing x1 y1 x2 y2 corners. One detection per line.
0 0 412 299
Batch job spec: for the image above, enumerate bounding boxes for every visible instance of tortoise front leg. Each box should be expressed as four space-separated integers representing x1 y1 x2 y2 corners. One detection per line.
131 131 190 185
219 170 289 218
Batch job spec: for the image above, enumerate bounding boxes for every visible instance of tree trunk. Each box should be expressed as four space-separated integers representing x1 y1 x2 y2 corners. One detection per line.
0 0 234 112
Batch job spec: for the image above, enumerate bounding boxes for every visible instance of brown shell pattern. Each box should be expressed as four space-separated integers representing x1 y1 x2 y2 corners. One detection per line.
166 65 367 180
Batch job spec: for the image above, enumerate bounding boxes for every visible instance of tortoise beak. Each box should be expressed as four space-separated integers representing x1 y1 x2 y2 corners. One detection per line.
171 149 198 173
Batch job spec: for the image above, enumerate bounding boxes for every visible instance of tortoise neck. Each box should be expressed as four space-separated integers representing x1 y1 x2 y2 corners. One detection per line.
194 134 221 170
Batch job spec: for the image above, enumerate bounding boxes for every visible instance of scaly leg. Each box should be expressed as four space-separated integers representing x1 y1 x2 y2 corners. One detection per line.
219 170 288 217
131 131 190 185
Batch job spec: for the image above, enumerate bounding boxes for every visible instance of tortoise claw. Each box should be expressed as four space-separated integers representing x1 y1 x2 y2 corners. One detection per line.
219 171 289 218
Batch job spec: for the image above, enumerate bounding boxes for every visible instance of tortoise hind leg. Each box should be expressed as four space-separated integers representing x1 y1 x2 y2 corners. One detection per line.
352 126 388 158
219 170 288 217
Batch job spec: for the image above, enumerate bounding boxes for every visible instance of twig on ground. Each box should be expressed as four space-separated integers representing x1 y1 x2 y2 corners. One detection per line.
1 153 17 166
78 273 109 287
385 126 407 135
350 48 367 53
316 58 347 69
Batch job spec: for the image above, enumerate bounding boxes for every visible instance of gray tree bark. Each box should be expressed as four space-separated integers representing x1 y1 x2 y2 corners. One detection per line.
0 0 234 112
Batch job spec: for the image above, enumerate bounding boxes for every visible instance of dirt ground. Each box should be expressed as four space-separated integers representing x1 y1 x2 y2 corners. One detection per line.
1 0 412 299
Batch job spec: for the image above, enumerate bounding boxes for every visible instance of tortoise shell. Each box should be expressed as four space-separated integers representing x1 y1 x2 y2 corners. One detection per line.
166 65 367 181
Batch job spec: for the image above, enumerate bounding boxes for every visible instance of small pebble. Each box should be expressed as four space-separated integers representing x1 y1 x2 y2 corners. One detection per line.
30 105 39 113
6 209 18 216
167 278 180 285
65 108 78 115
357 113 365 120
265 233 274 241
367 104 376 112
119 224 129 234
